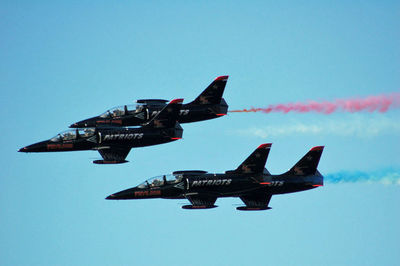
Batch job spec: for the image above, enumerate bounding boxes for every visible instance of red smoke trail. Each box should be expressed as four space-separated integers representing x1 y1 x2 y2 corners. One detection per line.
229 93 400 114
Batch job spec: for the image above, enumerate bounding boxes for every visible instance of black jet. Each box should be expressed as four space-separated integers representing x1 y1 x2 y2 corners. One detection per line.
106 144 324 210
19 99 184 164
70 76 229 128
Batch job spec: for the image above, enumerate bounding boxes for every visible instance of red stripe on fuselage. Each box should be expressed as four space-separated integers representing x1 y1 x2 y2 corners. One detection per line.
47 143 74 150
134 190 161 197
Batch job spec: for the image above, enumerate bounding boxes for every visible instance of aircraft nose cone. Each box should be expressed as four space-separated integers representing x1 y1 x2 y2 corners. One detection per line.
106 194 116 200
18 141 48 152
70 121 89 128
70 119 97 128
19 145 32 153
18 147 27 152
106 192 127 200
106 188 135 200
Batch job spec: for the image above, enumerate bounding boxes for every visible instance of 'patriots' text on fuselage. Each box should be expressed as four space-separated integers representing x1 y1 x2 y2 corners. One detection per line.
107 144 324 210
19 99 184 164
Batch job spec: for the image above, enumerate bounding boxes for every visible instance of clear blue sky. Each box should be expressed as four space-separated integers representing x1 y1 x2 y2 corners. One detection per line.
1 1 399 266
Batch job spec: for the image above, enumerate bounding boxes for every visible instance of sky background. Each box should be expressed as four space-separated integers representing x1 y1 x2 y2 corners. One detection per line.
1 1 399 265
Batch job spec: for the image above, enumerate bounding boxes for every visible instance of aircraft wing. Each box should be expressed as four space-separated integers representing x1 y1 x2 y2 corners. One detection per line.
237 193 272 211
93 146 131 164
182 194 217 209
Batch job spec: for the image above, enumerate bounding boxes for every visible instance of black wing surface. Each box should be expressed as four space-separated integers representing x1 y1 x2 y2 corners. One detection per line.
237 193 272 210
93 146 131 164
182 194 218 209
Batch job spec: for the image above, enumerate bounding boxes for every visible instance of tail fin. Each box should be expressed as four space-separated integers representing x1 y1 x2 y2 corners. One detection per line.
226 144 272 174
285 146 324 176
190 76 228 105
143 99 183 128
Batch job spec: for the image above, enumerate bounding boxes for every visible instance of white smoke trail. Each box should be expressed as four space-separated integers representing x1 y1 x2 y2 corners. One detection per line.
236 115 400 138
325 169 400 185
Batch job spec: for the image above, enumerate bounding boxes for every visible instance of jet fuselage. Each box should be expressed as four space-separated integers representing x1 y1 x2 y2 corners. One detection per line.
107 171 323 201
70 75 229 128
70 99 228 128
19 124 183 153
106 144 324 210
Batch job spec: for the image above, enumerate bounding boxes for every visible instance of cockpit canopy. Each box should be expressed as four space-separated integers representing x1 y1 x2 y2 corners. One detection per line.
50 128 95 142
137 174 184 189
99 104 146 118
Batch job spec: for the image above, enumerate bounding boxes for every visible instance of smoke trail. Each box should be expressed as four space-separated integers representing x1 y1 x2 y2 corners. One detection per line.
325 169 400 185
236 115 400 138
230 92 400 114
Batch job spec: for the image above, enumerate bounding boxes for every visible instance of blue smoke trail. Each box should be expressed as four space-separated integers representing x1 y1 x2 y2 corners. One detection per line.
325 169 400 185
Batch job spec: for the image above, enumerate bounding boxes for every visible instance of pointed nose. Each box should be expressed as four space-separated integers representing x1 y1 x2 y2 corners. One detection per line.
69 119 96 128
106 188 135 200
106 192 126 200
18 141 49 152
18 147 28 152
70 121 88 128
106 194 116 200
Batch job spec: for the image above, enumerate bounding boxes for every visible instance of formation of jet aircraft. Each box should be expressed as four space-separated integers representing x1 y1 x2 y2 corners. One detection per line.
19 75 325 211
106 144 324 210
19 76 229 164
19 99 184 164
